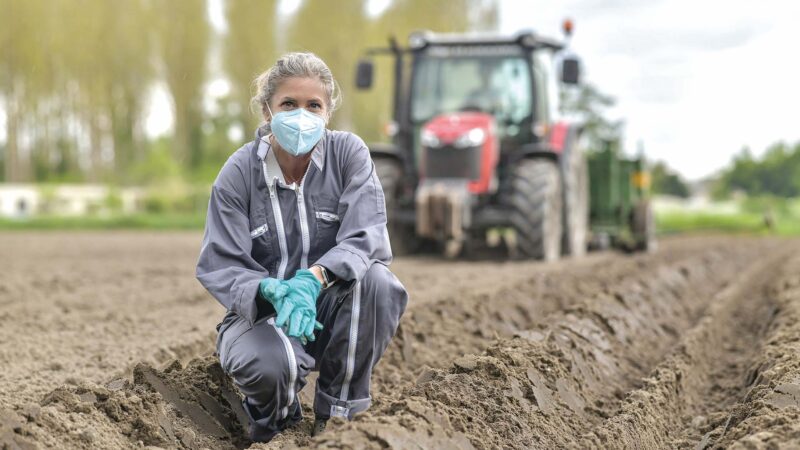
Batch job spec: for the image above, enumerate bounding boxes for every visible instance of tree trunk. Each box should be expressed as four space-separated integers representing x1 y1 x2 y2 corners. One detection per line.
4 94 25 182
88 112 104 182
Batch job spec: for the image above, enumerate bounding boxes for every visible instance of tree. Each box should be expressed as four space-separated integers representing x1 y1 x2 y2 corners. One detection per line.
152 0 211 168
0 0 51 182
224 0 279 135
714 142 800 198
561 82 624 149
286 0 370 132
650 161 690 198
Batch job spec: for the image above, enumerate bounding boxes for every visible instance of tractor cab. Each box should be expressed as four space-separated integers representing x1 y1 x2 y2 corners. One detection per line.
355 26 596 260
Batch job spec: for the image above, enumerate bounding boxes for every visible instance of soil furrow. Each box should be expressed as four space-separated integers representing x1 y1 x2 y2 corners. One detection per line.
1 233 794 450
575 244 796 449
281 240 776 448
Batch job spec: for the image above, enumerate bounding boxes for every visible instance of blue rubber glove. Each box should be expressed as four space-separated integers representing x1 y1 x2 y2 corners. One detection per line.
259 278 289 311
275 269 324 340
296 310 325 345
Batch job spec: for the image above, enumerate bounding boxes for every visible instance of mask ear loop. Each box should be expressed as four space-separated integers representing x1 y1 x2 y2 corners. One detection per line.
264 103 276 143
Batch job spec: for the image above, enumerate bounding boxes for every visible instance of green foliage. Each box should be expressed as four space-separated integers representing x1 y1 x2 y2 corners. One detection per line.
1 0 498 190
224 0 278 134
561 83 624 148
130 138 185 184
152 0 211 169
714 142 800 198
141 180 210 215
104 188 124 213
650 161 690 198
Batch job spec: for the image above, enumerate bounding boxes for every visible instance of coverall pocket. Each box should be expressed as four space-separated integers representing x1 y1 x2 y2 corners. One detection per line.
249 208 275 270
311 195 340 252
217 318 252 375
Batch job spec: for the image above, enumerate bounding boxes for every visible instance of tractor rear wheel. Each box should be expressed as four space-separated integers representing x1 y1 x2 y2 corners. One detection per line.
562 148 589 257
632 200 656 252
373 157 418 255
509 158 563 261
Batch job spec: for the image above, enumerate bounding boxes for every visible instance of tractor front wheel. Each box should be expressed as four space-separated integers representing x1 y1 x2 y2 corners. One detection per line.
373 157 418 255
509 158 563 261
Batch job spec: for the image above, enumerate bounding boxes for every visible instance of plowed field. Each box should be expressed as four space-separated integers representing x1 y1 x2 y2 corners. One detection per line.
2 232 799 449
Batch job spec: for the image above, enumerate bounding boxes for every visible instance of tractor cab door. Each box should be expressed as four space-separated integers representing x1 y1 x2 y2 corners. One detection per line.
531 50 561 140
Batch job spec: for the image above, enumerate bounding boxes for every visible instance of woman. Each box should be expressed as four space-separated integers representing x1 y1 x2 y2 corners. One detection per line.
196 52 408 442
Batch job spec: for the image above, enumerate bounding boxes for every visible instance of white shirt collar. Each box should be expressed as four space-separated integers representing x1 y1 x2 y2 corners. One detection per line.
257 134 325 188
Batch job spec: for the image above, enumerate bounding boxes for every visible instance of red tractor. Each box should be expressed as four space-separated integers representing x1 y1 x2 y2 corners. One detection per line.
356 25 589 260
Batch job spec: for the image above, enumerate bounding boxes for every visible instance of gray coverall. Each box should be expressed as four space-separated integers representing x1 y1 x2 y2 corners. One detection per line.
196 128 408 442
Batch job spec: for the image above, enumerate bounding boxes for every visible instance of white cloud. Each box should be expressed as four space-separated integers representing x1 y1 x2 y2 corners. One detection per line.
501 0 800 179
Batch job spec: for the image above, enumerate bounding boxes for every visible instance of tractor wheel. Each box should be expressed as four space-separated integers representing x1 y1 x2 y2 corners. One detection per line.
373 157 418 255
509 158 563 261
561 147 589 257
632 200 657 252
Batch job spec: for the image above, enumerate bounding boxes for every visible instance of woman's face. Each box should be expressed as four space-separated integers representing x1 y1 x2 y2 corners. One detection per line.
266 76 328 123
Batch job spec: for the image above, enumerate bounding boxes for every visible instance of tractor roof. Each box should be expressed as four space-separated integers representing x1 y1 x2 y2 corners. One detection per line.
408 30 564 51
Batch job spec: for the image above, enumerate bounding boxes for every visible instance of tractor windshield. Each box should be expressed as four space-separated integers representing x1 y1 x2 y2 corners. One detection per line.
411 55 532 126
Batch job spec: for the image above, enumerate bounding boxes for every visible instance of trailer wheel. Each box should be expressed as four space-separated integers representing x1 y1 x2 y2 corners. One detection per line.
562 147 589 257
632 200 656 252
373 157 418 255
509 158 563 261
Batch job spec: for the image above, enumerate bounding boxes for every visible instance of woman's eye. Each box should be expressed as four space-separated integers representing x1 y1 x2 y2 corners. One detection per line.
309 102 322 109
280 101 295 108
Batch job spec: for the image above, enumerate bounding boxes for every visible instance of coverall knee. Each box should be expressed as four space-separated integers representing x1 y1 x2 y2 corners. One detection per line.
216 263 407 441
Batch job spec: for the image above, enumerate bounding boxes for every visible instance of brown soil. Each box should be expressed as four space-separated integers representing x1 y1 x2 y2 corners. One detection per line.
1 232 799 449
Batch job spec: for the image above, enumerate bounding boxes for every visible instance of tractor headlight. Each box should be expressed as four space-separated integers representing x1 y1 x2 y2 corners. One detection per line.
421 130 441 148
453 128 486 148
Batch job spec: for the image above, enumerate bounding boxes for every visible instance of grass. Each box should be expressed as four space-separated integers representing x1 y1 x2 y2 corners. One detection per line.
657 211 800 236
0 213 206 231
2 205 799 237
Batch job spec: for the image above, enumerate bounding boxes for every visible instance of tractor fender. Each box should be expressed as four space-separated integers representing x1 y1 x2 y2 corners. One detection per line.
550 122 584 173
513 143 560 165
512 123 584 167
368 142 404 162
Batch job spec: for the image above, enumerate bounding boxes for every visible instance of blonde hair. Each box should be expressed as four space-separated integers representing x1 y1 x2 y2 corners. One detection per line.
251 52 341 121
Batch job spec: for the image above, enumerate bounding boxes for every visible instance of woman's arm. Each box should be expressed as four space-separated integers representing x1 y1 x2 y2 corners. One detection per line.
314 136 392 282
196 177 268 326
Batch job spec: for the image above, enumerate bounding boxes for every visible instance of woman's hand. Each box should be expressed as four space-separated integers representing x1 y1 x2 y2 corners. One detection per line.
259 278 290 310
275 269 324 342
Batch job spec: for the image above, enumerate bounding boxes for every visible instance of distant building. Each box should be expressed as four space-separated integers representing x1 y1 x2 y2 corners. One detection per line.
0 185 40 218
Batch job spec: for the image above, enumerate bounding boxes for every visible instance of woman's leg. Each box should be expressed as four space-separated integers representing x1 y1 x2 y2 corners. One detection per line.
310 263 408 421
217 315 315 442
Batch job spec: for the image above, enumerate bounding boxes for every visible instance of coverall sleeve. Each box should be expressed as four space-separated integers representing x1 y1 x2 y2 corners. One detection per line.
196 183 266 326
315 137 392 282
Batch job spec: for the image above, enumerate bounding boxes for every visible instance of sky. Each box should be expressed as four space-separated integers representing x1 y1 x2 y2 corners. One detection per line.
499 0 800 180
142 0 800 181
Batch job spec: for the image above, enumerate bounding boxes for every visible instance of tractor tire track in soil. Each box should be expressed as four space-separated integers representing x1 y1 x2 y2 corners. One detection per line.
1 233 797 449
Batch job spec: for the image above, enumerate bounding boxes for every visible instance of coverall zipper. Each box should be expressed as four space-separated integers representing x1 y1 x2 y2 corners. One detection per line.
296 163 312 270
339 281 361 405
268 317 297 418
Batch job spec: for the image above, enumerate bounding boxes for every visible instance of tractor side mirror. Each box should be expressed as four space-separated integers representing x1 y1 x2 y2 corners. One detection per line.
561 56 580 85
355 59 374 89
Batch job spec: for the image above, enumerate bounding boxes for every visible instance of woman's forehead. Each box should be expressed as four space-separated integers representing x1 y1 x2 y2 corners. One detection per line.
274 77 326 100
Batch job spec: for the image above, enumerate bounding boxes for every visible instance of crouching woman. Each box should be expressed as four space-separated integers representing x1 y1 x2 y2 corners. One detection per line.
196 52 408 442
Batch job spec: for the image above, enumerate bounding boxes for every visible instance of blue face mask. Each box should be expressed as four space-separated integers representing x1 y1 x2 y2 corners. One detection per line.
268 106 326 156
